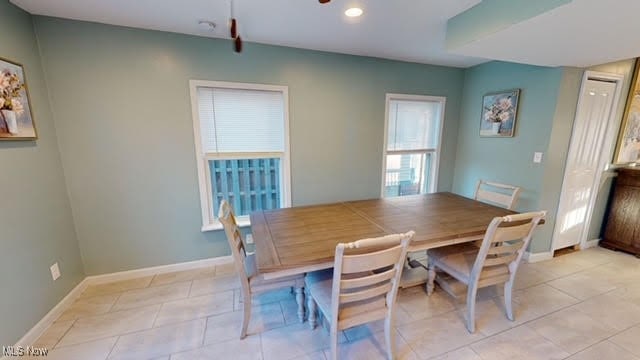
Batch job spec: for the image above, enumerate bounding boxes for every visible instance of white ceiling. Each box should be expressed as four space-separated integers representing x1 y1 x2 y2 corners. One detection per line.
449 0 640 68
11 0 487 68
13 0 640 68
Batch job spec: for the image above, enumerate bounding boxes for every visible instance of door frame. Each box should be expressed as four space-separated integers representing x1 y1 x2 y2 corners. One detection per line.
551 71 625 251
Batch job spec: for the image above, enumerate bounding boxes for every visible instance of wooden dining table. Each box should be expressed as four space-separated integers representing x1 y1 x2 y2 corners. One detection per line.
249 192 518 284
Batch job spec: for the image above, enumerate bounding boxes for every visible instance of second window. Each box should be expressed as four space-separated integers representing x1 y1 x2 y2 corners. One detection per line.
382 94 445 197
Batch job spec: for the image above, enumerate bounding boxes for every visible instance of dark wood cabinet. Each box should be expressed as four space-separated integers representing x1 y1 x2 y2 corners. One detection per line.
601 168 640 256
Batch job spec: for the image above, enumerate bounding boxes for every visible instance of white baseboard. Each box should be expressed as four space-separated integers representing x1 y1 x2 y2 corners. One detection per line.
582 238 601 249
85 255 233 285
11 278 88 350
524 239 601 264
6 255 233 357
524 251 554 263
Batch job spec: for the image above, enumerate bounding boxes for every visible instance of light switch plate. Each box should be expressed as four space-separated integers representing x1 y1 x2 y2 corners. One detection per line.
533 152 543 163
50 262 61 281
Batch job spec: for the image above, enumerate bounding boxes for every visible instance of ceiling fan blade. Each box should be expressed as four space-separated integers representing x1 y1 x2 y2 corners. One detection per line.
319 0 331 3
234 35 243 53
230 18 237 38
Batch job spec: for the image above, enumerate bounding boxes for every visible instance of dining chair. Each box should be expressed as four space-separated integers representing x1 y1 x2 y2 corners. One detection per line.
426 211 545 333
218 200 306 339
305 231 415 360
474 180 522 210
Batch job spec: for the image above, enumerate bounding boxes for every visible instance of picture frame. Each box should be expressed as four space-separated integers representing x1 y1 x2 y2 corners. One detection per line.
613 58 640 165
0 57 37 140
479 89 520 137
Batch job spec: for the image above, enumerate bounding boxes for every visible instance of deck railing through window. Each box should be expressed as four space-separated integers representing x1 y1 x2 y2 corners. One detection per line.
384 152 432 197
209 158 281 217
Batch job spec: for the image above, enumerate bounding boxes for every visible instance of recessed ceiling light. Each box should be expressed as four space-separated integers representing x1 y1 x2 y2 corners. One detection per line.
345 7 363 17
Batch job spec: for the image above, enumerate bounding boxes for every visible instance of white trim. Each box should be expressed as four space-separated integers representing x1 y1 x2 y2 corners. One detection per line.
524 251 554 263
386 149 437 155
204 152 285 160
201 217 251 232
381 95 390 197
282 85 292 210
550 71 625 251
190 80 211 229
7 279 88 352
577 72 624 250
4 255 234 357
381 93 446 197
84 255 233 285
189 80 288 92
433 97 446 193
526 239 600 264
582 238 601 249
189 80 291 231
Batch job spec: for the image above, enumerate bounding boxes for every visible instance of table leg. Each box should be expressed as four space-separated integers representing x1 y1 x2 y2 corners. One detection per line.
427 263 436 296
295 286 305 322
307 288 317 329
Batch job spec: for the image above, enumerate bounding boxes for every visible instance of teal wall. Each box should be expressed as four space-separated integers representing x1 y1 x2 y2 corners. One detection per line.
533 68 583 253
453 59 636 253
0 2 84 346
452 61 567 252
33 17 465 275
453 61 564 208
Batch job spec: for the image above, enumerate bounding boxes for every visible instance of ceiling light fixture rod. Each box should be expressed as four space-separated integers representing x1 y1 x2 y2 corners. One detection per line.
228 0 242 53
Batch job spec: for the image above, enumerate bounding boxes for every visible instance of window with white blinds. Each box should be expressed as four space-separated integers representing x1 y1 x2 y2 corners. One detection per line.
190 81 290 230
197 87 285 154
387 100 440 152
382 94 445 197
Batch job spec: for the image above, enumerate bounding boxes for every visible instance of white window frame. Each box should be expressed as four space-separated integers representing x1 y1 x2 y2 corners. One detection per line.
381 93 446 197
189 80 292 231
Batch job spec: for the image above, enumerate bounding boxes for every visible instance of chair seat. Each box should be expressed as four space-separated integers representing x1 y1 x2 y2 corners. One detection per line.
307 275 388 330
428 243 509 285
245 253 304 291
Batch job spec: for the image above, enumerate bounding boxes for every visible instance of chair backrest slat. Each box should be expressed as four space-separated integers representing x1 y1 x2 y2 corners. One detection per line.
340 268 396 290
475 180 521 210
330 231 414 325
340 247 404 274
470 211 546 283
491 223 534 243
339 282 393 304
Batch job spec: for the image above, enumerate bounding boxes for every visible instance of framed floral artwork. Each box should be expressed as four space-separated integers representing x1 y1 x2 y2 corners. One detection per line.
614 59 640 164
0 57 37 140
479 89 520 137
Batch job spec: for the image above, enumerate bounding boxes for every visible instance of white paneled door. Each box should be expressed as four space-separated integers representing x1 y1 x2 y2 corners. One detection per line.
552 75 621 251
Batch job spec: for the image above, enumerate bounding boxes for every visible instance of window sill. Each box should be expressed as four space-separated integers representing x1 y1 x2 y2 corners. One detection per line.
201 217 251 232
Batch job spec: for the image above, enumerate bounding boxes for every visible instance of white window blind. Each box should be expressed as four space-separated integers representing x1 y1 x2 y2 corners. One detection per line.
197 87 285 153
387 100 440 151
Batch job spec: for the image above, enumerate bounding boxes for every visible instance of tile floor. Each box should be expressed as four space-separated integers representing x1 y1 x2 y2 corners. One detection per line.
13 247 640 360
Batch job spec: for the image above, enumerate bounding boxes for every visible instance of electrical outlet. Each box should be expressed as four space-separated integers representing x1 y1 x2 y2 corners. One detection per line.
50 263 61 281
533 152 543 163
